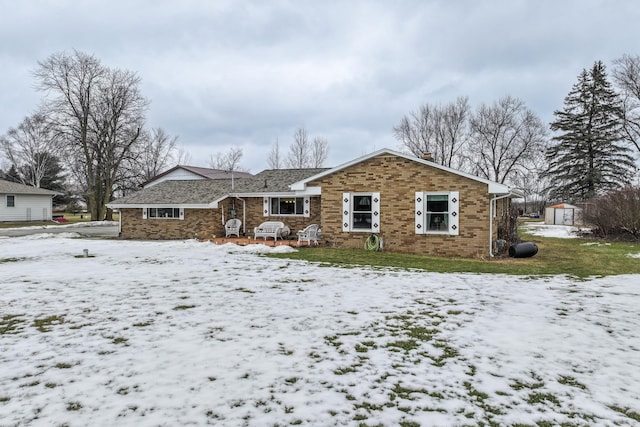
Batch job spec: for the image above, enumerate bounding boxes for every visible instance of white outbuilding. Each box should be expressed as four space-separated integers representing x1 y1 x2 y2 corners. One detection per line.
544 203 583 226
0 179 60 222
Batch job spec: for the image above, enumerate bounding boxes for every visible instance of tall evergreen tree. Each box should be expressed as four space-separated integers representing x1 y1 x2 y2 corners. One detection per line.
545 61 636 201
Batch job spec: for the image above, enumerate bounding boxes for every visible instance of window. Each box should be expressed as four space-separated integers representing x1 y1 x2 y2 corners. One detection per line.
263 196 310 217
6 195 15 208
415 192 459 235
143 207 183 220
342 192 380 233
270 197 304 216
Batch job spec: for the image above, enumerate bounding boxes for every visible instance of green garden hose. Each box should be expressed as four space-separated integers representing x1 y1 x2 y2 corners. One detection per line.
365 233 380 251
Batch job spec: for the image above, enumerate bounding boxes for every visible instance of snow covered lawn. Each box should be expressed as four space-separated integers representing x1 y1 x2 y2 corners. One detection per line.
1 234 639 426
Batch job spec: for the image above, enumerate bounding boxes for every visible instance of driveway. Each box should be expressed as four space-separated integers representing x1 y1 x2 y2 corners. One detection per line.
0 222 120 238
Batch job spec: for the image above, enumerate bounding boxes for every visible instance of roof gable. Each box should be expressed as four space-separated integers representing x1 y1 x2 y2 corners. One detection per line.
290 148 515 195
142 165 253 188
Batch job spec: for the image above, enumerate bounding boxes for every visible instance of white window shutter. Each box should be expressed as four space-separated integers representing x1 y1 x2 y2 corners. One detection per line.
142 208 147 219
342 193 350 232
371 192 381 233
303 196 310 218
179 208 184 220
415 192 425 234
263 196 269 217
449 191 459 235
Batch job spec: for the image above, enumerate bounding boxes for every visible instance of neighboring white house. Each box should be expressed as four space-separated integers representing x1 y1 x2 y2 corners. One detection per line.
544 203 583 226
0 179 60 222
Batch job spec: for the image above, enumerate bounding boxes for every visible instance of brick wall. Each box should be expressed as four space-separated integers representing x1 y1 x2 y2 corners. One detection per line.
119 196 322 240
120 208 223 240
308 154 501 258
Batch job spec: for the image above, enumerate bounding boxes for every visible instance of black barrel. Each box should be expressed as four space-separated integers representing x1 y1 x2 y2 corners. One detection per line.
508 242 538 258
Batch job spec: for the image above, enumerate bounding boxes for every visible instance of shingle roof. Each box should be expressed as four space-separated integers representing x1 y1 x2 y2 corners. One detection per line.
0 179 60 196
241 168 329 193
109 168 329 206
141 165 253 187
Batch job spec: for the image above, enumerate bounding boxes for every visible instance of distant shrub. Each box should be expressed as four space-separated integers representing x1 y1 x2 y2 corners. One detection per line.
584 186 640 239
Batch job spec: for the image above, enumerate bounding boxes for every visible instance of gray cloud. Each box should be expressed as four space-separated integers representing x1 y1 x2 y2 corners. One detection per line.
1 0 639 171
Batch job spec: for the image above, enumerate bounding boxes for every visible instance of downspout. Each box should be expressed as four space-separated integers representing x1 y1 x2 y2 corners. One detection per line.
236 196 246 235
489 193 513 258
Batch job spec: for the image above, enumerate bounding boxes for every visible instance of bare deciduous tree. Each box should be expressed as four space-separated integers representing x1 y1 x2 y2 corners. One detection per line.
468 96 548 184
284 127 329 168
267 138 282 169
209 146 244 172
174 146 192 165
117 127 178 193
35 50 148 220
137 128 178 182
1 110 61 187
393 96 470 168
613 54 640 153
286 128 310 168
311 136 329 168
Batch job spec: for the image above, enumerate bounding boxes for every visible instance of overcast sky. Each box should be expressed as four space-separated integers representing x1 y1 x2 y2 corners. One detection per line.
1 0 639 172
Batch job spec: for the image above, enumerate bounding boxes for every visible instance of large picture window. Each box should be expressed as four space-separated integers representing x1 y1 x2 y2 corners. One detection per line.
342 192 380 233
415 192 459 235
144 207 183 220
270 197 304 216
263 196 310 217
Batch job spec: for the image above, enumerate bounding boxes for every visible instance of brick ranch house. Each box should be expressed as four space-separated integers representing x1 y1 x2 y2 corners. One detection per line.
108 149 521 258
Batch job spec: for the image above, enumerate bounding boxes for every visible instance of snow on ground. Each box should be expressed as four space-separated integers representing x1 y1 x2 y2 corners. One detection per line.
1 235 639 426
0 221 118 231
522 222 580 239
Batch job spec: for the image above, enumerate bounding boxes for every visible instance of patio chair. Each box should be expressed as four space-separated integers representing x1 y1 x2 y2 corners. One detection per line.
225 218 242 238
297 223 321 245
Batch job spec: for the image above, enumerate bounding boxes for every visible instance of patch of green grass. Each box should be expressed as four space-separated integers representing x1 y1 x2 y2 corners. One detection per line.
558 375 587 390
132 320 153 327
112 337 128 345
55 362 73 369
0 396 10 403
609 405 640 422
406 326 438 341
173 305 196 310
66 401 82 411
33 315 65 332
0 314 26 335
386 340 419 352
0 257 24 263
527 392 560 406
267 229 640 277
234 287 255 293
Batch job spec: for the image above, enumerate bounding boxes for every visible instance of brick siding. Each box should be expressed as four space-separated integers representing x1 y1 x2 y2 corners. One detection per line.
119 196 322 241
308 154 501 258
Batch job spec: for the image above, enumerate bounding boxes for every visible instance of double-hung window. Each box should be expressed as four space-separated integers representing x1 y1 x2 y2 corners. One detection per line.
270 197 304 215
415 192 459 235
143 207 184 220
6 195 15 208
342 192 380 233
